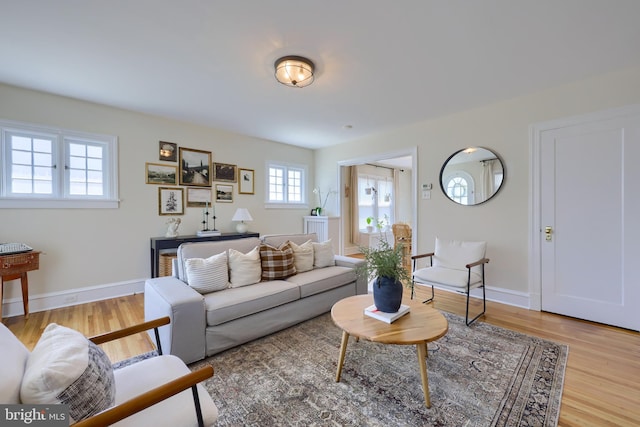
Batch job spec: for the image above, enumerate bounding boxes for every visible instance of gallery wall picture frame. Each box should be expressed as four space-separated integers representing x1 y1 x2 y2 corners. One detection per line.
213 162 237 182
179 147 212 187
238 168 255 194
186 187 212 207
146 162 177 185
158 187 184 215
215 184 233 203
159 141 178 162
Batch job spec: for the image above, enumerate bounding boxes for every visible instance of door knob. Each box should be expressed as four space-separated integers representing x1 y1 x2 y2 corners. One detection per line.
545 226 552 241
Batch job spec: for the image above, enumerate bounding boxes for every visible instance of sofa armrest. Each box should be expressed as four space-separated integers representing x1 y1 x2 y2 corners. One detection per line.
144 277 206 364
334 255 368 295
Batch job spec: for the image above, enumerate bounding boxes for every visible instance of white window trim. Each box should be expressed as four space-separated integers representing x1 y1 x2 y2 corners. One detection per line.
0 119 119 209
264 161 308 208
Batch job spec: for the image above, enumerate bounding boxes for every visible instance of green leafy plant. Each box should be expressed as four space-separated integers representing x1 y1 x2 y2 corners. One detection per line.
366 216 374 226
356 238 411 286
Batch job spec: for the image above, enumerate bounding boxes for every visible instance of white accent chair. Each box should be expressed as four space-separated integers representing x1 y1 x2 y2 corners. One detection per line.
411 237 489 325
0 317 218 427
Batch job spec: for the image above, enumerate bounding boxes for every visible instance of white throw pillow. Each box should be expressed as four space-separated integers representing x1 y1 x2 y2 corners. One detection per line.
228 246 262 287
312 239 335 268
20 323 115 423
288 239 314 273
185 252 229 294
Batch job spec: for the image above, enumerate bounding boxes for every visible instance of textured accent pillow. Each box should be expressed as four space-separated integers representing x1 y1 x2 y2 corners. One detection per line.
288 239 314 273
20 323 116 423
260 242 297 280
228 246 262 287
185 252 229 294
312 239 335 268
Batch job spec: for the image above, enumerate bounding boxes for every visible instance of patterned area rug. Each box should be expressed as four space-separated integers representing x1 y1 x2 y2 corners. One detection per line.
190 312 568 427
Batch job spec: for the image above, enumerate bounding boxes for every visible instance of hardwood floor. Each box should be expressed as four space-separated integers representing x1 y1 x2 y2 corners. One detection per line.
4 288 639 427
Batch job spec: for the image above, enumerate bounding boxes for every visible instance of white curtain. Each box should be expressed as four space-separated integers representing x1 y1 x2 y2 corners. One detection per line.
481 159 496 201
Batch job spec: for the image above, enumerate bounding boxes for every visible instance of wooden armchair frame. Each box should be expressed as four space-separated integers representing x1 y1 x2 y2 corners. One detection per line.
411 252 489 326
72 317 213 427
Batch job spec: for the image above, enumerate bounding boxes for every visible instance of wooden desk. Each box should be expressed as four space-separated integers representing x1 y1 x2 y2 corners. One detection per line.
331 294 448 407
1 251 40 319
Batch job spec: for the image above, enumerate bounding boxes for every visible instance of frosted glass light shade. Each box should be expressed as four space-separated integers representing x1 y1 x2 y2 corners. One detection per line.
274 56 314 88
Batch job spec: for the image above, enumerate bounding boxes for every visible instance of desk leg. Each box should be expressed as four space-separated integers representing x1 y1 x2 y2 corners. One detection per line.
416 342 431 408
20 272 29 318
335 330 350 382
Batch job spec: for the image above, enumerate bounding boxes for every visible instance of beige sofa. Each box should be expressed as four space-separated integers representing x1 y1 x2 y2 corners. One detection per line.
144 233 366 364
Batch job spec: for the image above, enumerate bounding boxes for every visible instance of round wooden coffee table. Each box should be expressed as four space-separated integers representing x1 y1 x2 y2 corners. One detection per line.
331 294 448 407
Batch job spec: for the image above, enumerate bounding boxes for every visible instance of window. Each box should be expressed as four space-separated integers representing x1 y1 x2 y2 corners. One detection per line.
444 171 474 205
266 162 306 206
1 120 118 208
358 174 394 229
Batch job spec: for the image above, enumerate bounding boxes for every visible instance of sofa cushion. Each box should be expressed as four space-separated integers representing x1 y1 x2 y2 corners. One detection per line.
0 323 30 404
184 252 229 294
285 266 357 298
204 281 300 326
261 233 318 247
434 237 486 275
260 242 296 280
177 237 261 281
228 246 262 288
20 323 116 423
413 266 482 289
288 239 314 273
312 239 335 268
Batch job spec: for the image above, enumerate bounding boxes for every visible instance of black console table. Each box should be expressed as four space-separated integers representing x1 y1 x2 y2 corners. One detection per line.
150 232 259 278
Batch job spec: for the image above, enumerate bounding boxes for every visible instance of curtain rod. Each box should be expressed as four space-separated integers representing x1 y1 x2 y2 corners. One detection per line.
364 163 395 171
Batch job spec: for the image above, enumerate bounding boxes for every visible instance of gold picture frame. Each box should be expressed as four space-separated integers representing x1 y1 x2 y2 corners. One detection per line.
146 162 177 185
158 187 184 215
186 187 212 207
215 184 233 203
179 147 212 187
238 168 255 194
213 162 237 182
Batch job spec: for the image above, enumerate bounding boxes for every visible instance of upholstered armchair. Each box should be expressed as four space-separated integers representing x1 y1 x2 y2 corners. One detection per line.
411 237 489 325
0 317 218 427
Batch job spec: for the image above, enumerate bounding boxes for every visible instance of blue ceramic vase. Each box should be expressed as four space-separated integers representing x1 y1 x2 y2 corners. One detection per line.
373 276 403 313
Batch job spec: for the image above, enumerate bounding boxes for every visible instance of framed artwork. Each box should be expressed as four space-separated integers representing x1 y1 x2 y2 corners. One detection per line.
159 141 178 162
179 147 212 186
215 184 233 203
145 162 177 185
213 162 237 182
186 187 212 207
238 168 255 194
158 187 184 215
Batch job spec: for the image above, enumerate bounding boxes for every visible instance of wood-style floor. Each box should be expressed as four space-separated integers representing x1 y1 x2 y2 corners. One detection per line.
4 287 639 427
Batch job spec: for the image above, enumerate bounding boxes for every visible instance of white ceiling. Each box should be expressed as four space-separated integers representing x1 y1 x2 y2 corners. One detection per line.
1 1 639 150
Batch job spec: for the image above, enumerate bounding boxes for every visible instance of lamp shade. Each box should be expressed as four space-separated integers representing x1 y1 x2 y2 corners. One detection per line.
232 208 253 233
274 56 314 88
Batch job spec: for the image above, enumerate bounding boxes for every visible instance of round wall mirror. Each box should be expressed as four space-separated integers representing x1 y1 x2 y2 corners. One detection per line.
440 147 505 206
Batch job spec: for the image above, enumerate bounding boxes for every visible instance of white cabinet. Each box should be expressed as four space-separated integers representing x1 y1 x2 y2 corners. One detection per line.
359 230 394 249
303 216 340 253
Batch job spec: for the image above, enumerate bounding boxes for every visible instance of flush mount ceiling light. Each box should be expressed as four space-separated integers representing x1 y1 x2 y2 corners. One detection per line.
274 55 315 88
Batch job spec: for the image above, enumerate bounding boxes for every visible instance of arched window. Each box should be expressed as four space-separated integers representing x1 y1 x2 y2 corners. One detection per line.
444 172 474 205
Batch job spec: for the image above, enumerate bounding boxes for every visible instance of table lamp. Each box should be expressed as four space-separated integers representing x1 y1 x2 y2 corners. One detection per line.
232 208 253 233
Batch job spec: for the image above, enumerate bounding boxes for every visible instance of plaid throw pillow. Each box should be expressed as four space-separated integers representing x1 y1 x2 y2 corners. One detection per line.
260 242 296 280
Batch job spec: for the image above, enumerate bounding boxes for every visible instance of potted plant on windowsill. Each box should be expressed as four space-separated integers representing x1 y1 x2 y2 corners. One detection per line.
357 238 411 313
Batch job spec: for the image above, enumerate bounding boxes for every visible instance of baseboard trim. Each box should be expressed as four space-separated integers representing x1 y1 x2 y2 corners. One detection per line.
1 279 145 318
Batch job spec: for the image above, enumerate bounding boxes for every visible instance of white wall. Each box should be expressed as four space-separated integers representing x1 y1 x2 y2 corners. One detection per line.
316 65 640 306
0 84 314 313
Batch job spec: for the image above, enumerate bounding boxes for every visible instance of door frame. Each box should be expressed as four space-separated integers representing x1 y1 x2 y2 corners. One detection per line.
528 103 640 311
337 147 418 257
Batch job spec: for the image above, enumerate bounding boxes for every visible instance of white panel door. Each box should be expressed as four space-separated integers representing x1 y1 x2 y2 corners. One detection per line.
540 112 640 331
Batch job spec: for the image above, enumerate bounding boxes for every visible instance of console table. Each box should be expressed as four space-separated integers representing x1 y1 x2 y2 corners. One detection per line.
1 251 40 319
150 232 259 278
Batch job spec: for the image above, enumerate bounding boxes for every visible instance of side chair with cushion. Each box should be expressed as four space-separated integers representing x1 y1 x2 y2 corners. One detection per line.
0 317 218 427
411 237 489 325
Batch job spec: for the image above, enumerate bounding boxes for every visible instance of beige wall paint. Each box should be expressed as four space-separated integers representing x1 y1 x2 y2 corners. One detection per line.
0 84 313 303
315 65 640 297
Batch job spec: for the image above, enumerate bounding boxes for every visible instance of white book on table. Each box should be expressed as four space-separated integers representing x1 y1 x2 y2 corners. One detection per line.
364 304 410 323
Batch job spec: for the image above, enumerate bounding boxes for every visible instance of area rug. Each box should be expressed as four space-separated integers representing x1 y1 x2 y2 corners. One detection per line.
190 312 568 427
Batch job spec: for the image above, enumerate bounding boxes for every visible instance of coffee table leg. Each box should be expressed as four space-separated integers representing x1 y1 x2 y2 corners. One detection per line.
335 330 350 382
416 342 431 408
